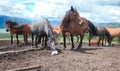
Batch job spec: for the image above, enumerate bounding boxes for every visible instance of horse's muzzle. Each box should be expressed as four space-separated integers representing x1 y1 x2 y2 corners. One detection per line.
6 29 9 32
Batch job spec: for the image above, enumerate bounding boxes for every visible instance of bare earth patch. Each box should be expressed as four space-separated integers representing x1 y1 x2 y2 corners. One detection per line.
0 40 120 71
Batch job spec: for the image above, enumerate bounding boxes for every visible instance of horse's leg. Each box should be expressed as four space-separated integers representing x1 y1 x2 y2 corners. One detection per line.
38 36 43 49
107 36 112 46
70 33 74 49
42 37 45 47
88 34 92 46
77 35 79 42
16 34 19 45
26 34 28 44
108 37 112 46
44 36 48 48
97 36 101 46
31 33 34 47
63 32 66 49
101 36 104 46
11 35 13 45
104 36 107 45
24 34 27 45
35 34 38 48
77 35 84 49
38 36 41 44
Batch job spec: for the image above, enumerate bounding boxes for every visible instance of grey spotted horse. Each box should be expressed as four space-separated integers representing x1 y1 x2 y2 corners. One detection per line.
30 18 58 55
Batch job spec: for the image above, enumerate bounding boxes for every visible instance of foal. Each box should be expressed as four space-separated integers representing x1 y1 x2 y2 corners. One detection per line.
5 20 31 45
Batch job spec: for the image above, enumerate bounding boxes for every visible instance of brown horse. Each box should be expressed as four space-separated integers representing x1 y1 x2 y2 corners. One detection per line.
88 26 112 46
5 20 31 45
105 27 120 44
52 26 79 44
60 6 95 49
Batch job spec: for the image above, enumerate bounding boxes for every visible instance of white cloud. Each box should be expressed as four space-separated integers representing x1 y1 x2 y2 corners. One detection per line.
0 0 9 5
0 0 120 23
31 0 68 20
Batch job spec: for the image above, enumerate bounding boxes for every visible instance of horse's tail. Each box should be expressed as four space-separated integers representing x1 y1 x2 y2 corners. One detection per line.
104 27 112 46
87 20 97 35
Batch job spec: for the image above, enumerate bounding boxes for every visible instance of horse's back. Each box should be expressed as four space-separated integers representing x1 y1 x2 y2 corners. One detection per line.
106 27 120 37
31 19 46 33
14 24 29 29
31 19 53 35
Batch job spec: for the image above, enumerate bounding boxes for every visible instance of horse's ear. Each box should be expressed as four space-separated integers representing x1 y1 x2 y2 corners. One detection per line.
71 6 74 11
5 19 9 23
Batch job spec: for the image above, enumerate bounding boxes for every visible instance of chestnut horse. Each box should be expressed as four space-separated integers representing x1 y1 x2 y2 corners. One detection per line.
5 20 31 45
105 27 120 44
52 26 62 44
60 6 96 49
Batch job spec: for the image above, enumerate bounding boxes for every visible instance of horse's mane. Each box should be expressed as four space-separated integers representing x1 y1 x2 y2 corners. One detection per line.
87 20 97 35
6 20 18 28
45 18 55 38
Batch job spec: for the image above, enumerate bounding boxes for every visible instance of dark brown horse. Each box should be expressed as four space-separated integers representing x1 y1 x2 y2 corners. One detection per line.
5 20 31 45
88 26 112 46
60 6 94 49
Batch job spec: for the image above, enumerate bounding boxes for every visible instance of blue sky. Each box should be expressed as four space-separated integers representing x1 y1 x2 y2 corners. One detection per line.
0 0 120 23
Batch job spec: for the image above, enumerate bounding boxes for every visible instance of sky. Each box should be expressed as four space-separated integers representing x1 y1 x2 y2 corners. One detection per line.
0 0 120 23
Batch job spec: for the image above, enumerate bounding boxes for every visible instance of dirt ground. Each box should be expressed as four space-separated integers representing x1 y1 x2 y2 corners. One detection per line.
0 40 120 71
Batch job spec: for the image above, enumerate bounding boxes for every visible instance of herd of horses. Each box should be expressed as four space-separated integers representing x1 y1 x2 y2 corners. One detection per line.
5 6 120 55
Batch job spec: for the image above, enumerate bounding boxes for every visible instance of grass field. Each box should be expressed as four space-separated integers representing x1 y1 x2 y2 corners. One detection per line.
0 33 118 43
0 33 32 40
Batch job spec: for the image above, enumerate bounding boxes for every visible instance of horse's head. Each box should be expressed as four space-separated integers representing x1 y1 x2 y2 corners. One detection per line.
66 6 81 24
5 20 11 32
5 20 17 32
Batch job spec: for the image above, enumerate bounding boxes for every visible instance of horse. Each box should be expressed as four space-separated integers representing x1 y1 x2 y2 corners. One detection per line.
88 25 112 46
90 39 99 44
5 20 31 45
30 18 58 55
105 27 120 44
51 26 62 44
60 6 96 49
52 26 79 44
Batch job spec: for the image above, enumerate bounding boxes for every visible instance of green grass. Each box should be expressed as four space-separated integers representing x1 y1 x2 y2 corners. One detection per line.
0 33 31 40
0 33 118 43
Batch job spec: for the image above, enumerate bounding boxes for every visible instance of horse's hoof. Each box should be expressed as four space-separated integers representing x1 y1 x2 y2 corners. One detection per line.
77 45 82 49
63 46 66 50
89 44 91 46
70 47 74 50
41 47 45 50
97 45 100 46
76 46 81 50
32 46 34 48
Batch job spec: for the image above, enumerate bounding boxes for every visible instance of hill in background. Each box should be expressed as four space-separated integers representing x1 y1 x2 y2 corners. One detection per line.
0 15 120 28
